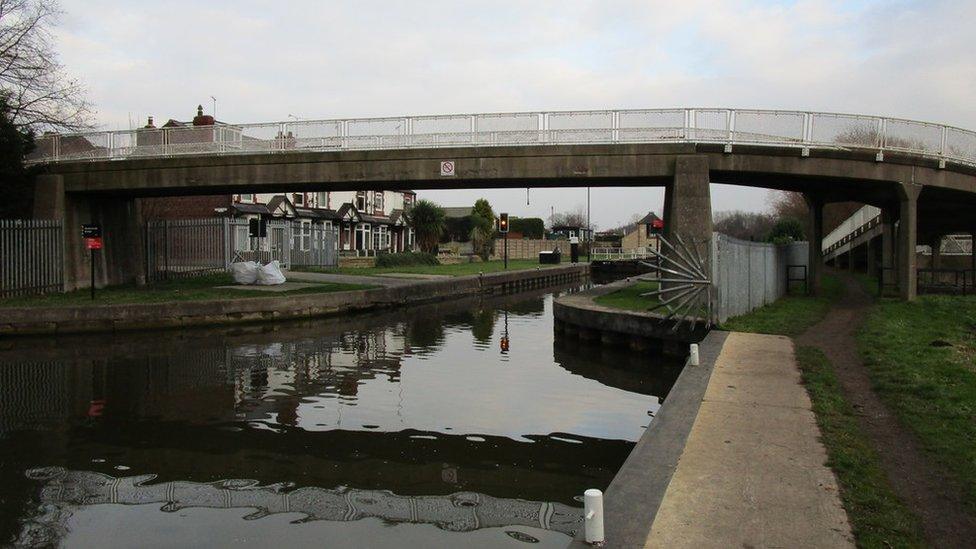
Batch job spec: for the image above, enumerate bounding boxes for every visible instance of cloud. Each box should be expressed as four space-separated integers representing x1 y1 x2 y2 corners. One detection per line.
52 0 976 226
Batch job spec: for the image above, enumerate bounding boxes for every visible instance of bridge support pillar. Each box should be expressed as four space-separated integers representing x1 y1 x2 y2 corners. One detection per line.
804 195 823 295
881 208 896 291
897 185 920 300
663 155 712 276
929 234 943 269
34 177 145 291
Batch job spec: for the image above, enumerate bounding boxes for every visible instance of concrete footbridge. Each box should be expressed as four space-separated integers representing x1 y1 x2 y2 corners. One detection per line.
29 108 976 299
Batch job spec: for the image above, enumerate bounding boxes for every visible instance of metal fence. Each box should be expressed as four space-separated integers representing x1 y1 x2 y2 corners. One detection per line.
0 219 64 298
590 246 656 260
27 108 976 169
146 218 337 282
712 233 809 323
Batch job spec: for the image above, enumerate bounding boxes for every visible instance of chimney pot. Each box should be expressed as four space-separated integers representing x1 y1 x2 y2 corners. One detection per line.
197 105 204 117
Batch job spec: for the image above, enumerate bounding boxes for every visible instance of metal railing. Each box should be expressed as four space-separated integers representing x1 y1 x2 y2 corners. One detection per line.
145 218 338 282
822 205 882 255
0 219 64 298
591 246 656 261
27 108 976 168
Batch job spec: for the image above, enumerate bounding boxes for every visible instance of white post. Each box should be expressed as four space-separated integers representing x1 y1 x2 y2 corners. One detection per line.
689 343 700 366
584 488 605 545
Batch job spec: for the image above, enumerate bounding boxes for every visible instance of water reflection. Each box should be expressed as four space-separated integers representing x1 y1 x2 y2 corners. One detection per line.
0 285 683 547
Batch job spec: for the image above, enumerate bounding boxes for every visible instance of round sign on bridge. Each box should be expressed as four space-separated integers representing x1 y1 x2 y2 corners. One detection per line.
440 160 455 177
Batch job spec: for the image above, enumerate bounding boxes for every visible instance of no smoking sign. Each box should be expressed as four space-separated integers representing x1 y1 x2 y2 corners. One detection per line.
440 160 455 177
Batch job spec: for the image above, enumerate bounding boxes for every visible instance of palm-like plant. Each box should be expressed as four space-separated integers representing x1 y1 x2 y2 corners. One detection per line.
409 199 446 254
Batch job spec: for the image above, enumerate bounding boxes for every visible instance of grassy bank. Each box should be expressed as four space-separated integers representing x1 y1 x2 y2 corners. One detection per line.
593 280 659 311
796 346 926 547
0 273 374 308
720 274 843 336
301 259 567 278
858 294 976 511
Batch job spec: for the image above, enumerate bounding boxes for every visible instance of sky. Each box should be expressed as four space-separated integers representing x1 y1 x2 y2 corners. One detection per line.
53 0 976 230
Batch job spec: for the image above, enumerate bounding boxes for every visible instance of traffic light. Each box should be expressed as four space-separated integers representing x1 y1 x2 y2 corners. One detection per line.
499 212 509 233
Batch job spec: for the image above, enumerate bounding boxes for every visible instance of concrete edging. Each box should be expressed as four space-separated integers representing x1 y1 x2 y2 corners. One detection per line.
0 264 588 336
570 330 729 548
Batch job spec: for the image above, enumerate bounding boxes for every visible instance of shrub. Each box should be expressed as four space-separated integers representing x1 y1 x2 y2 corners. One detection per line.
375 252 440 268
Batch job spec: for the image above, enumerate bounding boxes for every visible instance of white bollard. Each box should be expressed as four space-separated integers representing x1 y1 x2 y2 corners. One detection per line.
688 343 700 366
584 488 605 545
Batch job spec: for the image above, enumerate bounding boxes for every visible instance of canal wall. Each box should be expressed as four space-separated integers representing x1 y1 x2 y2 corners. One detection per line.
712 234 808 323
567 330 726 548
553 279 709 356
0 264 588 336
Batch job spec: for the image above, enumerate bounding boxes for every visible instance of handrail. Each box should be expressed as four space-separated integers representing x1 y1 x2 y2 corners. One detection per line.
27 107 976 168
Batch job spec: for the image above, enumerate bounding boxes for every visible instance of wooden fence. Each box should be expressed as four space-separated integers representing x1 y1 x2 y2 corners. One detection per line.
0 219 64 298
491 239 573 260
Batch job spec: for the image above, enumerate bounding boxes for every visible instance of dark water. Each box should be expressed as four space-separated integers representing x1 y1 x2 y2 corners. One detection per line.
0 285 683 548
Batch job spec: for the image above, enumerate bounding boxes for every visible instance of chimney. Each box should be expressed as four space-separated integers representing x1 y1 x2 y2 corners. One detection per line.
144 116 155 128
192 104 215 126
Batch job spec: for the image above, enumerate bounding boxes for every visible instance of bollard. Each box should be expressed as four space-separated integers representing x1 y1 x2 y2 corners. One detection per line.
584 488 604 545
688 343 700 366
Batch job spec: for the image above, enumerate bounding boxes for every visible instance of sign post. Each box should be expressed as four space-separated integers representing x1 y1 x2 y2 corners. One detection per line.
499 213 509 270
82 224 103 301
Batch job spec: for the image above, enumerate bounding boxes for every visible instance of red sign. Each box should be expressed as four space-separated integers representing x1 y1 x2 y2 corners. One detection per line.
85 237 103 250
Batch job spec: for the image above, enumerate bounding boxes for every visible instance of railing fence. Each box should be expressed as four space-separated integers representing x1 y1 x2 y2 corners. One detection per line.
0 219 64 298
590 247 656 261
28 108 976 169
146 218 338 282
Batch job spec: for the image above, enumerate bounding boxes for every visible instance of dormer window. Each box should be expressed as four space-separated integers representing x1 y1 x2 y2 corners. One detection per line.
293 193 304 206
374 191 384 213
356 191 367 211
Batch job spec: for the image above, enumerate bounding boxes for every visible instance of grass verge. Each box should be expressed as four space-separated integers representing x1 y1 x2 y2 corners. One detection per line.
720 274 843 336
298 259 567 277
796 346 926 547
593 280 659 311
0 273 375 308
858 294 976 512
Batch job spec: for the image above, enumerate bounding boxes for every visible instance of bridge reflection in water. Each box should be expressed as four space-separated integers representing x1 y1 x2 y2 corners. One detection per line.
0 285 683 547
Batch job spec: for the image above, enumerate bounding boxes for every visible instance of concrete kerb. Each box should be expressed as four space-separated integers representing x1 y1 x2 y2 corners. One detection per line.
0 264 588 336
570 330 728 548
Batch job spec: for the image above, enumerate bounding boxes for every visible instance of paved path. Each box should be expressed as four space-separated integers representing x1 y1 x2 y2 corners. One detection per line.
646 332 854 548
284 270 423 288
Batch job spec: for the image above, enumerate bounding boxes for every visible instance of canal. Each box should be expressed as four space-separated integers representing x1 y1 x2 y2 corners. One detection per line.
0 284 684 548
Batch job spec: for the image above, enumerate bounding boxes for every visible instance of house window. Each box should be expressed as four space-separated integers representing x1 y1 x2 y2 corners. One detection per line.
293 193 304 206
403 194 412 209
316 192 329 209
374 192 384 213
239 193 255 203
356 191 367 211
301 221 311 250
356 223 371 250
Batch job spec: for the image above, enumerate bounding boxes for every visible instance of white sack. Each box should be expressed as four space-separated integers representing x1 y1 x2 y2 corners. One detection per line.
231 261 259 285
257 260 287 285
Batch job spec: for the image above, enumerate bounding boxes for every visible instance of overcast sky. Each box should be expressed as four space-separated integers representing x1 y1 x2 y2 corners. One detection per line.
54 0 975 229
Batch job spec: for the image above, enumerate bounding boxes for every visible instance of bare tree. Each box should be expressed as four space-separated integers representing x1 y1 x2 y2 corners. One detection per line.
713 210 776 241
549 205 587 228
0 0 92 132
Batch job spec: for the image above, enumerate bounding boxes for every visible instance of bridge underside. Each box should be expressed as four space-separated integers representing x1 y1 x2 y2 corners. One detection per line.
33 142 976 299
